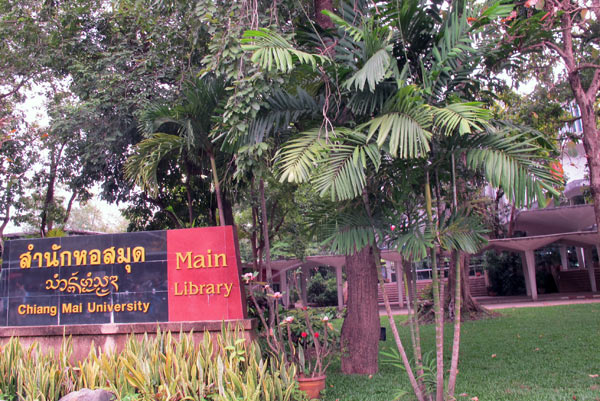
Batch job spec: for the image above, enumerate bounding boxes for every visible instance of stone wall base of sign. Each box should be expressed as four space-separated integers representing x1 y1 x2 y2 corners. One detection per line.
0 319 257 362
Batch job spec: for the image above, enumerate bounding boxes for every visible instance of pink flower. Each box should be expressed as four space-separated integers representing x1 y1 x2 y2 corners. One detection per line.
271 291 283 299
322 316 329 322
284 316 294 323
242 272 256 283
390 224 396 231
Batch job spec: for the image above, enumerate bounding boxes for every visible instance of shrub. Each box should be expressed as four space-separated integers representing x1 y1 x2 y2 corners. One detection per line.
484 251 526 296
0 328 305 401
307 271 338 307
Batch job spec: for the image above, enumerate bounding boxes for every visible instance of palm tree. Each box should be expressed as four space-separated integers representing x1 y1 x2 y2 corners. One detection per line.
125 76 230 226
243 0 561 399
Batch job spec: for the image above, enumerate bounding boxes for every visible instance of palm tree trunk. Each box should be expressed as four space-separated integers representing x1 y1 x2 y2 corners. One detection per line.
208 152 226 226
259 178 275 325
425 171 444 401
447 251 461 397
259 179 272 284
448 154 461 397
404 261 426 394
375 249 425 401
340 245 380 374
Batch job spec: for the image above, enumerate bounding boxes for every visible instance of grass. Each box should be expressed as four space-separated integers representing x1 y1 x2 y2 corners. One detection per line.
321 303 600 401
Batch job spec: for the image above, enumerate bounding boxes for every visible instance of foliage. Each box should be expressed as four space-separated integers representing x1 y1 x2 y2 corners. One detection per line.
484 250 526 296
307 270 339 307
242 0 562 397
0 329 304 401
243 271 338 378
0 114 37 249
125 76 231 228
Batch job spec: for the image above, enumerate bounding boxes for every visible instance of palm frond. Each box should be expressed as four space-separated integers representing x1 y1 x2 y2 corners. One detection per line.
433 102 491 136
423 3 477 100
241 29 330 73
437 209 488 253
348 81 396 116
309 204 379 255
344 47 394 92
395 227 435 261
312 131 381 201
322 10 363 41
362 86 433 158
276 128 328 184
138 104 178 137
463 131 561 207
245 88 321 145
124 134 184 196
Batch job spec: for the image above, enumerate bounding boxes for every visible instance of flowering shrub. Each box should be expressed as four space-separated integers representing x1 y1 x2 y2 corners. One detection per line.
243 271 338 378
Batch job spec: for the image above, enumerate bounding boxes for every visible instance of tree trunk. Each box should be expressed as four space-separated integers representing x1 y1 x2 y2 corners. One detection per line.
63 190 78 226
0 204 9 257
446 253 490 318
208 151 226 226
314 0 335 29
572 94 600 235
259 179 272 284
222 191 235 226
560 7 600 236
340 245 379 375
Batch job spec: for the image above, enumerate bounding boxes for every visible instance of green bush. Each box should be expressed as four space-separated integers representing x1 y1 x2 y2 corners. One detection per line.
0 328 305 401
484 251 526 296
307 270 338 307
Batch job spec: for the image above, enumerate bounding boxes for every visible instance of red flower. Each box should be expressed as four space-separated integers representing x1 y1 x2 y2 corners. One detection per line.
302 306 308 311
301 331 307 338
314 332 320 338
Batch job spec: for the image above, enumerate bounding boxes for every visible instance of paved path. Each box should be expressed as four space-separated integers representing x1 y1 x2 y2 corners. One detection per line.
379 292 600 315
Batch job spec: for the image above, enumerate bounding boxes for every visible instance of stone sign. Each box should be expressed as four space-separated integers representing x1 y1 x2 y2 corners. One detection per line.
0 226 245 326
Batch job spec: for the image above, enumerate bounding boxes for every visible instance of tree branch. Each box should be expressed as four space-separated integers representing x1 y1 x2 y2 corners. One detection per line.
0 76 30 100
571 63 600 74
542 40 568 61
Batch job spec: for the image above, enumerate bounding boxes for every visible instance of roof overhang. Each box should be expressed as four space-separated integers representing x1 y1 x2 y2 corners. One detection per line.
484 230 600 253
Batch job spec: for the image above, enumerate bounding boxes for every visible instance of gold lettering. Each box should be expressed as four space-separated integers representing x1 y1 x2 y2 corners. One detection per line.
223 283 233 297
214 253 227 267
206 249 212 267
193 255 206 268
176 252 191 270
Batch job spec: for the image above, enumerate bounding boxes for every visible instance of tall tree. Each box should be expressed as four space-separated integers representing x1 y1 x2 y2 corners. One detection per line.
125 77 232 227
493 0 600 229
245 2 561 399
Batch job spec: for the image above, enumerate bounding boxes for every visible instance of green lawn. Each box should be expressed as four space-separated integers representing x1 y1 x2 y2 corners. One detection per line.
322 303 600 401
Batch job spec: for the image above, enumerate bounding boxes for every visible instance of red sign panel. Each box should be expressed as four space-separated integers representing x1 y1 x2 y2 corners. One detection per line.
167 226 245 321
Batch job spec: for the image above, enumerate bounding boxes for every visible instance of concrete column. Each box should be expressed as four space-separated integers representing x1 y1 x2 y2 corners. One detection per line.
395 261 404 309
584 247 597 292
520 253 532 297
559 245 569 271
300 265 309 306
280 270 290 308
575 247 585 269
336 264 344 311
523 250 538 300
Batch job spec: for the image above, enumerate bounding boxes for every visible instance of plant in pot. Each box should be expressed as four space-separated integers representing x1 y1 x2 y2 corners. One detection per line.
285 272 337 400
286 312 334 400
243 270 337 400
